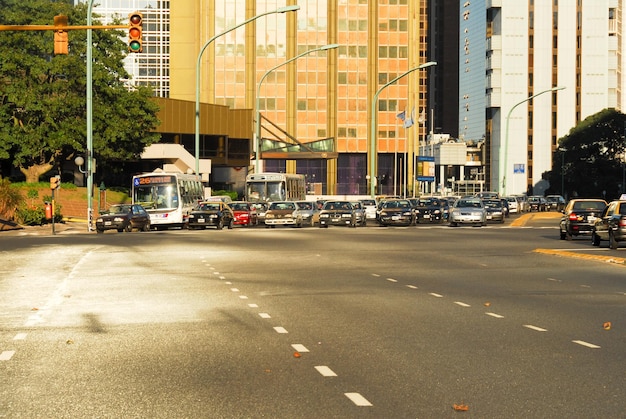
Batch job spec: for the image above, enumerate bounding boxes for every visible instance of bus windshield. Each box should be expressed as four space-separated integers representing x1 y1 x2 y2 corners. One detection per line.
133 184 179 210
246 181 286 202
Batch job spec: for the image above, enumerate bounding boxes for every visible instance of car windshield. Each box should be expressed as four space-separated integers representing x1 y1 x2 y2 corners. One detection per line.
108 205 131 214
198 203 220 210
297 202 313 210
457 199 482 208
384 200 411 209
270 202 295 210
324 202 351 210
231 203 249 210
483 200 501 208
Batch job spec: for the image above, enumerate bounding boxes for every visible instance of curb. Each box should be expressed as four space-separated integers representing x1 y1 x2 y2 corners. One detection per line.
534 248 625 266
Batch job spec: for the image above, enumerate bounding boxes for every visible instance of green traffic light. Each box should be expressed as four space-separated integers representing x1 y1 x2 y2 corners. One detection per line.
129 40 142 52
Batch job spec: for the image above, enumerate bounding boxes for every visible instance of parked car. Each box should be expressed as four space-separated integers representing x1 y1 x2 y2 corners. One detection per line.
545 195 566 211
527 196 548 211
230 201 258 227
413 197 447 223
483 199 506 223
319 201 358 228
295 201 320 227
591 200 626 249
559 198 607 240
188 201 234 230
449 197 487 227
95 204 151 233
514 195 529 212
504 196 519 214
360 199 378 220
264 201 303 228
378 199 415 226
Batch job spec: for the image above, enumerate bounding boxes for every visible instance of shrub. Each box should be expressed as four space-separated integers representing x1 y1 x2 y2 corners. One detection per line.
0 178 24 220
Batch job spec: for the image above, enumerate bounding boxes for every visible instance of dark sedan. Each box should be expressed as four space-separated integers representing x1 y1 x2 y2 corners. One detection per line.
188 201 234 230
559 198 607 240
591 199 626 249
378 199 415 226
483 199 506 223
413 197 447 223
319 201 358 228
95 204 151 233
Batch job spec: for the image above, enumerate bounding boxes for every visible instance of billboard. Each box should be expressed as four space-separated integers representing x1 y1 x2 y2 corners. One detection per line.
416 156 435 182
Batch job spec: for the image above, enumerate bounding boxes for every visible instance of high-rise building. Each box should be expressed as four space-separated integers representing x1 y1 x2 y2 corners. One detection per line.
462 1 626 196
81 0 434 196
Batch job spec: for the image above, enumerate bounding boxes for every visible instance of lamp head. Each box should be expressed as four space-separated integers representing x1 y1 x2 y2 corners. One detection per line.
277 5 300 13
320 43 340 51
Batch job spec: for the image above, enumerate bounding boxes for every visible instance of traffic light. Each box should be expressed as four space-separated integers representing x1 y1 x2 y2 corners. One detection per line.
53 14 68 55
128 12 143 53
50 176 61 190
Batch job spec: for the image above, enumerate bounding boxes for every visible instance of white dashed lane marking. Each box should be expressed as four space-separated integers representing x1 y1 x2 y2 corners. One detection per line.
524 324 548 332
345 392 373 407
573 340 601 349
486 312 504 319
429 293 443 298
273 326 288 334
13 333 27 340
315 366 337 377
0 351 15 361
454 301 470 307
291 344 309 353
258 313 271 319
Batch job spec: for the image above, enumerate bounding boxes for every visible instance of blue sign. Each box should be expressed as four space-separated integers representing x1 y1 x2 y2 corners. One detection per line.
513 164 525 174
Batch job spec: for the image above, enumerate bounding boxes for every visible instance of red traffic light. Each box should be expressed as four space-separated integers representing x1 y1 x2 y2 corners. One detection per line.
128 12 143 53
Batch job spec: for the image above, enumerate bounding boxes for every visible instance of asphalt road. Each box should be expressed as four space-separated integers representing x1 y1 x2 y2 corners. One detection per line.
0 216 624 418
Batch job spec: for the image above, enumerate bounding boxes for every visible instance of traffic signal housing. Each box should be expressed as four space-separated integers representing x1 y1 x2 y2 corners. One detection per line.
50 176 61 190
53 14 69 55
128 12 143 53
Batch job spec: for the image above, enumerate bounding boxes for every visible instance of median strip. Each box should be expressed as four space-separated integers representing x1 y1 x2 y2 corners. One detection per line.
534 248 625 265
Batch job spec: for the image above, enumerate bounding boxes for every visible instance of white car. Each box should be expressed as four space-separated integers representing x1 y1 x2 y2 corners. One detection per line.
449 197 487 227
504 196 519 214
360 199 377 220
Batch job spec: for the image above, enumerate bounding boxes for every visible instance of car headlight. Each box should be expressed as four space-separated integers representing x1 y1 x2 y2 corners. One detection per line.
284 214 293 218
402 211 412 216
320 213 329 218
96 217 103 222
113 217 124 222
209 214 217 219
434 210 441 214
265 213 275 219
341 213 352 218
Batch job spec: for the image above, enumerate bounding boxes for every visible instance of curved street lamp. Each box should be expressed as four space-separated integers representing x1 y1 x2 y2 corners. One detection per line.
369 61 437 198
255 43 339 173
501 85 565 196
194 5 300 176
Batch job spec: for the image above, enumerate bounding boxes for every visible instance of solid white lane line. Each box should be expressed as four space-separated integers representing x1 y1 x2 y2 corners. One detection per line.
523 324 548 332
345 392 373 407
485 312 504 319
573 340 601 349
386 278 398 283
429 293 443 298
291 344 309 353
13 333 27 340
454 301 470 307
406 285 418 289
315 366 337 377
248 303 259 308
258 313 271 319
273 326 288 334
0 351 15 361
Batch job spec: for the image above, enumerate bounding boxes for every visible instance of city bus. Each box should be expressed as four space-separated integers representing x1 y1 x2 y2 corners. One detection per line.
245 173 306 203
132 171 204 229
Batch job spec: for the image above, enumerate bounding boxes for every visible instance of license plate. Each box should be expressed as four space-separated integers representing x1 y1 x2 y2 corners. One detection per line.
487 215 492 219
332 218 341 222
104 221 112 226
198 219 205 223
424 215 430 219
588 216 596 222
392 216 400 220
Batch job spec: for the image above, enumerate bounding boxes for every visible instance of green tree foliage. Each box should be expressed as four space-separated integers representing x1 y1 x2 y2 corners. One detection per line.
0 0 160 183
545 109 626 200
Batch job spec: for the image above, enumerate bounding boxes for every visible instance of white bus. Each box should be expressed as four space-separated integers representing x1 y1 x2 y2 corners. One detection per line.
132 171 204 229
245 173 306 203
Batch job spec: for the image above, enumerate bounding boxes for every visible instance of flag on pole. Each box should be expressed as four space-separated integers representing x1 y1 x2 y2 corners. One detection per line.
418 108 426 125
396 110 406 121
403 107 415 128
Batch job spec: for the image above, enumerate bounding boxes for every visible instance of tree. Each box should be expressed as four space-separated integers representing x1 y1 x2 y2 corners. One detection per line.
0 0 160 183
545 109 626 200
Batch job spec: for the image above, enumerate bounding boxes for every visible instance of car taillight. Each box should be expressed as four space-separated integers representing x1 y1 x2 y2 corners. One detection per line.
569 213 578 221
619 218 626 227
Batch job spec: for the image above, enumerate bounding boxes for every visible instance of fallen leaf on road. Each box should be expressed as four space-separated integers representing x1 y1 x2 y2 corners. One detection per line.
483 302 491 307
293 352 301 358
603 322 611 330
453 403 469 411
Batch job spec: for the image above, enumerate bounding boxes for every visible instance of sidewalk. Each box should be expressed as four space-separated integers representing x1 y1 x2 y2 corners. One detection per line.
0 218 90 236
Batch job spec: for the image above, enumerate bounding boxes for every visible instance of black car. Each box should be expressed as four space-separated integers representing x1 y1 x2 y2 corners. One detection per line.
559 199 607 240
95 204 151 233
591 200 626 249
527 196 548 211
188 201 234 230
413 197 447 223
545 195 566 211
378 199 415 226
319 201 358 228
483 199 506 223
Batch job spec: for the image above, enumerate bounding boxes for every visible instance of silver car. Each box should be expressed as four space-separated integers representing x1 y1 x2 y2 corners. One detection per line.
449 197 487 227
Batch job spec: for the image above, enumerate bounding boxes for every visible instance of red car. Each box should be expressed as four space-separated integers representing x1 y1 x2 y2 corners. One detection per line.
230 201 258 226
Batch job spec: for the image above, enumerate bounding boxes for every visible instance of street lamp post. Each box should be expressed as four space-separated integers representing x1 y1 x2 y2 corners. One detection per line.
369 61 437 198
558 147 566 198
255 44 339 173
501 86 565 196
85 0 95 231
194 5 300 176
